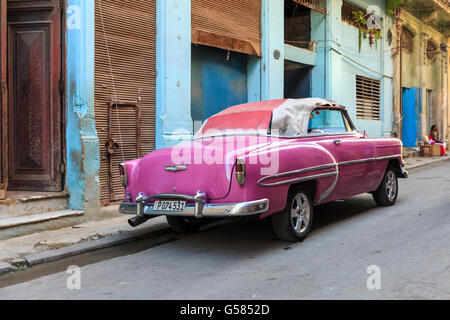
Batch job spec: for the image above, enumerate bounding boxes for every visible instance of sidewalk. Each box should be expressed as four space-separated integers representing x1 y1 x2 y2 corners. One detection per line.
403 155 450 170
0 214 170 274
1 155 449 275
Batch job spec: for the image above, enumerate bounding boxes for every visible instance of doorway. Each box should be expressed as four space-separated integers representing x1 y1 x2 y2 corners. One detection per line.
284 60 312 99
401 87 422 147
0 0 64 197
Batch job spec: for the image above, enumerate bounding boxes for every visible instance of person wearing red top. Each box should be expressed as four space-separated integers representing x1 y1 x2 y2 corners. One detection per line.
429 124 447 156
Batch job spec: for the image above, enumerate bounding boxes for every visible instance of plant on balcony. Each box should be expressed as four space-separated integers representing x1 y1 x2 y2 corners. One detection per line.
386 0 404 16
352 11 382 53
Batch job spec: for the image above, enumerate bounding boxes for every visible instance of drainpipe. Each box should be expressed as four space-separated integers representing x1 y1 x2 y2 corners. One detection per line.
399 27 403 139
324 1 327 98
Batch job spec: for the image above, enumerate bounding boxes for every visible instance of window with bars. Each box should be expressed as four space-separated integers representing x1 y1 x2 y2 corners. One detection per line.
356 75 380 120
342 0 366 28
291 0 326 14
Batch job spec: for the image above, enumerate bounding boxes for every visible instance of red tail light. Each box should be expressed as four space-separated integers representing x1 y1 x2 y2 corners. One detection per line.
119 163 128 187
235 159 246 185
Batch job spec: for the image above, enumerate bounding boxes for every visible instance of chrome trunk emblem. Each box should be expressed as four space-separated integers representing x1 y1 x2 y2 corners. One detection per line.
165 165 187 172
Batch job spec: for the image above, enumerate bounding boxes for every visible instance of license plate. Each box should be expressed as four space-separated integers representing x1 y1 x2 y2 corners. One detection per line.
153 200 186 212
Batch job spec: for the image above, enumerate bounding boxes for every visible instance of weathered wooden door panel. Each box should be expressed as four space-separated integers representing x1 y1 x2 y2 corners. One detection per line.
0 0 7 199
7 0 62 191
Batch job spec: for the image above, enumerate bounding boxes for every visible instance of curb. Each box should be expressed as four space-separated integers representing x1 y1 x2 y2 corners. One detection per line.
405 156 450 171
23 226 173 267
0 262 18 274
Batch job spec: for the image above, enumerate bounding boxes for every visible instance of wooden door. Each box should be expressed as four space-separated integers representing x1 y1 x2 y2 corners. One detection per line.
7 0 62 191
0 0 7 199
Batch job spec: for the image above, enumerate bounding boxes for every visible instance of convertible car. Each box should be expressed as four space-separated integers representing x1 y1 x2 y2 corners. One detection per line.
119 98 408 242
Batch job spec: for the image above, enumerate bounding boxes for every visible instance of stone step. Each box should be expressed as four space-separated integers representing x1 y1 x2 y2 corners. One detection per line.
0 209 84 230
402 147 421 158
0 191 69 219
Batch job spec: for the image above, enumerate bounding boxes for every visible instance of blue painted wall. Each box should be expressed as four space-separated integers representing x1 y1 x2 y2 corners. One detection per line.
191 45 248 124
311 0 394 138
66 0 100 213
156 0 193 149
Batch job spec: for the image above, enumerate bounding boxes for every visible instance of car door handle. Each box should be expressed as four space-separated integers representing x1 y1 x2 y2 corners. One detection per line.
334 139 342 145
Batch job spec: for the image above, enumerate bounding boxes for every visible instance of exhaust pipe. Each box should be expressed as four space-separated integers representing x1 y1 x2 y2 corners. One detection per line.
128 215 150 228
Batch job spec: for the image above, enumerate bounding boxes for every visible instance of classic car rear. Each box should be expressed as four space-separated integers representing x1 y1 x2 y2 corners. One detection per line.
119 98 407 241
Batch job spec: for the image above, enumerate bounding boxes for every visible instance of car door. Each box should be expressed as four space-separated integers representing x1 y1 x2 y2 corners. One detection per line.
333 135 376 196
308 108 376 197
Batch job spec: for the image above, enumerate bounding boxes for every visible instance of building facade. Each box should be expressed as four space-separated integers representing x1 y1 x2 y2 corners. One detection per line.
392 0 449 148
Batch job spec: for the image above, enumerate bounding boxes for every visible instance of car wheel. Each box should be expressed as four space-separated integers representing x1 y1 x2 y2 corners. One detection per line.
271 186 314 242
166 216 203 233
372 167 398 206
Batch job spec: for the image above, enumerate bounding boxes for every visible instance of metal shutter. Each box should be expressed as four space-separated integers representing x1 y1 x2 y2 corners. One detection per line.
95 0 156 204
191 0 262 56
356 75 380 121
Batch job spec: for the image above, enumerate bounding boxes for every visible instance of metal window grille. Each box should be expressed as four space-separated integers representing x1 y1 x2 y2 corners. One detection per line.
356 75 381 121
291 0 326 14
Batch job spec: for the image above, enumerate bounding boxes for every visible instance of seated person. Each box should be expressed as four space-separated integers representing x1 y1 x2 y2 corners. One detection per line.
429 124 447 156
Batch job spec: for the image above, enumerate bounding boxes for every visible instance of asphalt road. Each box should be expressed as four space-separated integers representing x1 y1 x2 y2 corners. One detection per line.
1 160 449 299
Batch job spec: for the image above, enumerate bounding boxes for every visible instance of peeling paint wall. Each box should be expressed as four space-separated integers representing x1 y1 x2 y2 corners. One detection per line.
66 0 100 214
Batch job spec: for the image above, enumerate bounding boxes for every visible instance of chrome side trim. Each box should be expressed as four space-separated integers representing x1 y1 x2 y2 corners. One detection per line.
257 163 336 183
120 198 270 218
318 163 339 203
375 154 402 161
258 154 403 187
257 154 403 202
338 157 376 166
258 171 338 187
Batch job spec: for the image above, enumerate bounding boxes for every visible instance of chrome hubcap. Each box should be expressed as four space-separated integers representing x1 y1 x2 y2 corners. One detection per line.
385 171 397 201
291 193 310 234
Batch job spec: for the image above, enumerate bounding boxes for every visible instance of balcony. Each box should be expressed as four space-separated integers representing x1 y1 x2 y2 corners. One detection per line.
402 0 450 36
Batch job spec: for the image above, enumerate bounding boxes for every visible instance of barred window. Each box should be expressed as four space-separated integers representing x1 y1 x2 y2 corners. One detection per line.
356 75 380 120
292 0 326 14
342 0 366 28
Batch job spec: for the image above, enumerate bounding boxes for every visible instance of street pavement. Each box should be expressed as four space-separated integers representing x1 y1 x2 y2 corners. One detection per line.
0 160 449 299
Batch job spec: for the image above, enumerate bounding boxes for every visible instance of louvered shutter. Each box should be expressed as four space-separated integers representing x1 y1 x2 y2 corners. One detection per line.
356 75 381 121
191 0 262 56
95 0 156 204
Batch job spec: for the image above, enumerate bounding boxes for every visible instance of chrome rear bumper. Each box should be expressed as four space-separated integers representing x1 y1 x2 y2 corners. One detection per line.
119 198 269 219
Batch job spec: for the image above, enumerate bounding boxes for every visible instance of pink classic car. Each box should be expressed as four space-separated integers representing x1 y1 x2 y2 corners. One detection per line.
119 98 408 242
